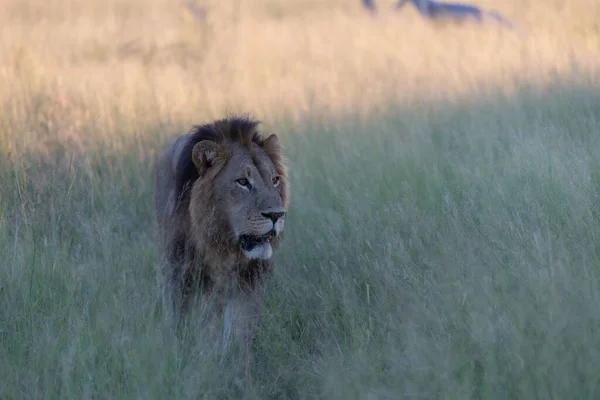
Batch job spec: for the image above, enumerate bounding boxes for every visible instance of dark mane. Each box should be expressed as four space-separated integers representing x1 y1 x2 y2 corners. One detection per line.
174 116 264 203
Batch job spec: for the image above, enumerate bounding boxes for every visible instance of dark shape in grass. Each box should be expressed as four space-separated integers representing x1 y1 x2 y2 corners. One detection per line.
362 0 378 14
182 0 207 22
395 0 518 30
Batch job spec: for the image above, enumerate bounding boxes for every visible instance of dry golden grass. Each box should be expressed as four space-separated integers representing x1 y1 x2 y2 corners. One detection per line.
1 0 598 155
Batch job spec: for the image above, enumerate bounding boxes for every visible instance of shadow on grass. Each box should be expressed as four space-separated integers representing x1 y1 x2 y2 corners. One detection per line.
1 79 600 399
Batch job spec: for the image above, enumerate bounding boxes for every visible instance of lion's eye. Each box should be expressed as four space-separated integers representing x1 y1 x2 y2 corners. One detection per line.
236 178 250 188
272 176 280 186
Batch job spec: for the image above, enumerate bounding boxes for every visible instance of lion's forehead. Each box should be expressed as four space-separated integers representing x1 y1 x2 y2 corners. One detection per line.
227 145 277 181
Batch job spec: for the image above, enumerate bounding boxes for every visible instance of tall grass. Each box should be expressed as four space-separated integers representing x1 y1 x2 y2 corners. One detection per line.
1 0 600 398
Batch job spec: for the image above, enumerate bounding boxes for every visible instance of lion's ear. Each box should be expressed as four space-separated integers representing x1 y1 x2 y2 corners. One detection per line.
262 134 281 162
192 140 220 176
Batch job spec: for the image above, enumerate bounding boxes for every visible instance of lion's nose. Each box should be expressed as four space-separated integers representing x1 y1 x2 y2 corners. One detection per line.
261 211 285 223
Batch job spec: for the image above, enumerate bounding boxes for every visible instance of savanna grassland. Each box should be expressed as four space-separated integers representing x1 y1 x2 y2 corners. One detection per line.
1 0 600 398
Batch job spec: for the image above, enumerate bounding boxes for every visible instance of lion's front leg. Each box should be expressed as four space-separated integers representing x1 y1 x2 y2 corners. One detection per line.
160 256 195 334
220 281 266 375
238 282 266 379
159 257 182 332
221 299 236 352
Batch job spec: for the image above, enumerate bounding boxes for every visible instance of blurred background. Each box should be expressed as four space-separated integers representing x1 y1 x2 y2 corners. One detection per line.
2 0 598 149
1 0 600 398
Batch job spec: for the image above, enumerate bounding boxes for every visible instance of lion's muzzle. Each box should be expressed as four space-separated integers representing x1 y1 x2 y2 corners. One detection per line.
239 230 276 252
238 209 285 260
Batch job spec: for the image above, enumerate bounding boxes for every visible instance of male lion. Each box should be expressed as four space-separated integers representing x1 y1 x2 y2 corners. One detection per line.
155 116 289 365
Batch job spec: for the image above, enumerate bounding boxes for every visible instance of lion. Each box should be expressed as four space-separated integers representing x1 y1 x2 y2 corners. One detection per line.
154 116 289 367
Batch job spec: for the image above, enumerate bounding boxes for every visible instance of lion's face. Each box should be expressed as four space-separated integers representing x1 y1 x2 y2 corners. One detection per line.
191 135 288 261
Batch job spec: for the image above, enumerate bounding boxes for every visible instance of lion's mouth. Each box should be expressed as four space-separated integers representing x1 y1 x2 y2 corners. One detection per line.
239 230 276 252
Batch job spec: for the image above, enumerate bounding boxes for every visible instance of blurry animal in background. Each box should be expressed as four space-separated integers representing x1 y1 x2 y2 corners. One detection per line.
362 0 520 32
361 0 378 14
396 0 517 30
182 0 207 22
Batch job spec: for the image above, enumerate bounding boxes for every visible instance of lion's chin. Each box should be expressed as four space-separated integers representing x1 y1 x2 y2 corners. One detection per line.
239 231 276 260
242 242 273 260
